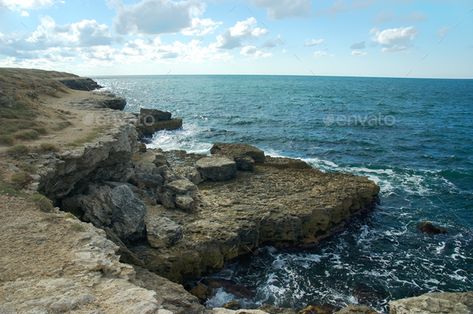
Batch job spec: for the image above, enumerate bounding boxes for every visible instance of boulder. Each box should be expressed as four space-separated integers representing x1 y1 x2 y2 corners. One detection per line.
211 143 266 164
139 118 183 137
174 166 203 185
154 152 170 167
67 184 146 241
389 292 473 314
140 108 172 122
418 221 448 235
299 304 337 314
166 179 197 194
234 155 255 171
146 216 183 248
196 156 237 181
157 178 198 211
99 96 126 110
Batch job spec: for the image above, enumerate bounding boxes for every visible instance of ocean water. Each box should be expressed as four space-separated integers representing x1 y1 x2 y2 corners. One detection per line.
95 75 473 312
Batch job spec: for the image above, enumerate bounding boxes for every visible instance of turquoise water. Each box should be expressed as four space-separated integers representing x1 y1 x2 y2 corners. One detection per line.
95 75 473 312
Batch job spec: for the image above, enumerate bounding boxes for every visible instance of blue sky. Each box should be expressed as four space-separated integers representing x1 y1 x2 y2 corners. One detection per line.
0 0 472 78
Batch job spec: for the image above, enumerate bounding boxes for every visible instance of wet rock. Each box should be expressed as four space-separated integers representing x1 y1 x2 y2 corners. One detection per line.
138 108 182 136
259 305 297 314
389 291 473 314
138 143 147 153
298 304 337 314
211 143 265 164
418 221 447 235
146 215 183 248
189 282 211 301
334 305 378 314
223 300 241 310
196 156 237 181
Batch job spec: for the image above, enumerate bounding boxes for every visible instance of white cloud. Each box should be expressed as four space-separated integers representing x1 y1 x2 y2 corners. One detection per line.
240 45 271 58
351 49 367 56
215 17 268 50
250 0 311 19
0 0 57 10
304 38 324 47
114 0 203 35
20 10 29 16
181 18 222 36
371 26 417 52
25 16 112 48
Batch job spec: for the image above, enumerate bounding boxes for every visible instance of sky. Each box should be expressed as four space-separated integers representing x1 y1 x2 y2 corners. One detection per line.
0 0 472 78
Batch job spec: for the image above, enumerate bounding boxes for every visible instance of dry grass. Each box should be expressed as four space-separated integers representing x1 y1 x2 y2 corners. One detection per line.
7 144 30 156
67 127 106 147
0 68 74 146
10 171 33 189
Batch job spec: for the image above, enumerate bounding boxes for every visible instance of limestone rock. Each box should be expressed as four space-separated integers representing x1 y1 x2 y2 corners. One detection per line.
166 178 197 194
67 184 146 241
389 292 473 314
157 178 198 211
146 216 183 248
99 96 127 110
235 155 256 171
211 143 266 164
175 166 203 185
196 156 237 181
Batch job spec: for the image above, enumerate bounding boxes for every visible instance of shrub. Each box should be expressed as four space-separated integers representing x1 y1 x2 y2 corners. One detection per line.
70 223 86 232
14 129 40 140
7 144 29 156
33 127 48 135
10 171 33 189
0 135 14 145
38 143 59 152
31 193 54 212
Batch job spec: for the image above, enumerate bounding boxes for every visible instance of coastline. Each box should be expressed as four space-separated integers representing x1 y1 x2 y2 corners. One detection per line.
0 68 471 313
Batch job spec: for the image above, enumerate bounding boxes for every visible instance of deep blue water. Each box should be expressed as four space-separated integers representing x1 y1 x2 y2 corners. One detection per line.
95 75 473 312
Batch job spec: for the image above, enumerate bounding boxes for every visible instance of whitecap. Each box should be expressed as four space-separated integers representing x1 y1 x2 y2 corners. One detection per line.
147 123 212 154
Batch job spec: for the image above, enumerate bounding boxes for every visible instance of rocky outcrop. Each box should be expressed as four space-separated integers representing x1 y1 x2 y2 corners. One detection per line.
389 292 473 314
59 77 102 91
210 143 265 171
196 156 237 181
130 148 380 282
63 184 146 241
146 213 183 248
38 120 138 201
138 108 183 137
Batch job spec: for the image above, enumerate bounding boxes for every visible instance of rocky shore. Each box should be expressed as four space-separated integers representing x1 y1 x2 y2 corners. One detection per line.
0 69 471 313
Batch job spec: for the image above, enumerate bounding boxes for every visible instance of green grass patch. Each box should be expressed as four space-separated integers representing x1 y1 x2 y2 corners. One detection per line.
0 180 23 197
0 134 14 146
31 193 54 212
37 143 59 153
14 129 40 141
10 171 33 189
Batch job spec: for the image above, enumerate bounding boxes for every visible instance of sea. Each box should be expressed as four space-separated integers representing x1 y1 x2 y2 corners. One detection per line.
95 75 473 312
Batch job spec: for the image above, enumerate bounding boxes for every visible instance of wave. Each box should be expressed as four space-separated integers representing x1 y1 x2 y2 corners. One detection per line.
147 123 212 154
